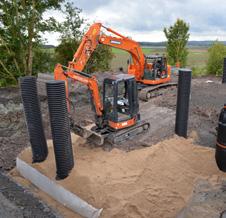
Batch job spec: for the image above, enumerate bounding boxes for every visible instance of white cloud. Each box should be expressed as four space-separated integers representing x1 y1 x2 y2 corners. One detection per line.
44 0 226 45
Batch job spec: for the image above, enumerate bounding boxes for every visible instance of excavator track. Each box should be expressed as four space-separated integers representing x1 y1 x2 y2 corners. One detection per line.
70 119 150 146
138 82 178 101
106 121 150 145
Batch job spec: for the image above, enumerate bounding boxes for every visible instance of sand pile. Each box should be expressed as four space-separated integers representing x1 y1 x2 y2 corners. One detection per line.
13 135 226 218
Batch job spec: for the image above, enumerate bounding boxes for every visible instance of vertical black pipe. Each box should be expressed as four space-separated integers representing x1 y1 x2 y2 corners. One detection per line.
175 69 192 138
215 105 226 172
222 58 226 84
46 81 74 180
20 76 48 163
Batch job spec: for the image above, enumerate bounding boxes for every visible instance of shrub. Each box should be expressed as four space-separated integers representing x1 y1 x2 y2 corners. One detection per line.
55 39 113 73
207 42 226 76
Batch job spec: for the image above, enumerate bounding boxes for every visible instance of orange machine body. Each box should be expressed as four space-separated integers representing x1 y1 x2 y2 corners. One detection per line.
54 64 136 131
108 117 136 130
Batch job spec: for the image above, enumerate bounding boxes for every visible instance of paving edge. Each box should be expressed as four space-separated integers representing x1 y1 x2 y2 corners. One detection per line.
16 157 103 218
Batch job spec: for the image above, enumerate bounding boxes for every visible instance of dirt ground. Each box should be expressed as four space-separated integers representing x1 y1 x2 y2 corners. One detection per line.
0 73 226 217
14 136 226 218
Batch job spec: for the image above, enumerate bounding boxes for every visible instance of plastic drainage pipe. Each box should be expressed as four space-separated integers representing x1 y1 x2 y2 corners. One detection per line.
16 158 102 218
175 69 192 138
222 58 226 84
46 81 74 180
19 76 48 162
215 104 226 172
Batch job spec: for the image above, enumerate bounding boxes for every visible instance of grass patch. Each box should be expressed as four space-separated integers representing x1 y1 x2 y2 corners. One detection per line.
111 47 209 73
43 46 209 76
191 66 208 77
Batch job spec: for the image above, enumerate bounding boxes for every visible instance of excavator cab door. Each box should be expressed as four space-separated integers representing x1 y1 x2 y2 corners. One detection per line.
103 74 139 130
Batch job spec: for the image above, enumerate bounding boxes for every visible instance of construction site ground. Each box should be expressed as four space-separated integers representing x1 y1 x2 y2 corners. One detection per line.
0 73 226 217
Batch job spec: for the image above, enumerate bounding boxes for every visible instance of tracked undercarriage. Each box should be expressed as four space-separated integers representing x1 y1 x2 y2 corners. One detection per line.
138 82 178 101
70 119 150 146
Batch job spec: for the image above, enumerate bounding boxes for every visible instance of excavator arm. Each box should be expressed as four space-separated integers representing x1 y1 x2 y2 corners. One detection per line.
68 23 102 71
68 23 146 81
54 64 103 117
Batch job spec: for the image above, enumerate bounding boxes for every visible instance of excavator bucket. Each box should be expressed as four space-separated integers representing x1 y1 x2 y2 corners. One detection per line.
70 120 106 146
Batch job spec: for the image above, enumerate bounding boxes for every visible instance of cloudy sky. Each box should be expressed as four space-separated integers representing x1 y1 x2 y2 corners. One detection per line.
45 0 226 45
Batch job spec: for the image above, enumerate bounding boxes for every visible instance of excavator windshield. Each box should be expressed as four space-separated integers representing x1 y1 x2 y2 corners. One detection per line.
103 74 139 125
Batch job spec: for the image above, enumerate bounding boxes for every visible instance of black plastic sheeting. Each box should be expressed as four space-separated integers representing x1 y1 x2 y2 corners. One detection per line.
215 105 226 172
20 76 48 163
175 69 192 138
46 81 74 180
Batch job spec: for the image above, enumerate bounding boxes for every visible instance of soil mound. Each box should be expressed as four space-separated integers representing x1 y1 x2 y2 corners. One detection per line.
15 135 226 218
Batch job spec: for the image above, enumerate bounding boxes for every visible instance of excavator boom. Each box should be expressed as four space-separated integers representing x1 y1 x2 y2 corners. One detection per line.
68 23 146 81
69 23 102 71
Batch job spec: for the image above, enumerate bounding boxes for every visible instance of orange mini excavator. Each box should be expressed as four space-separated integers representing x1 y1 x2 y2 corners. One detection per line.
54 64 150 145
66 22 176 101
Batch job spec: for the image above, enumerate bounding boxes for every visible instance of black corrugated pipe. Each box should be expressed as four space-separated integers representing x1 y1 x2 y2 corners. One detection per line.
175 69 192 138
215 104 226 172
222 58 226 84
20 76 48 163
46 81 74 180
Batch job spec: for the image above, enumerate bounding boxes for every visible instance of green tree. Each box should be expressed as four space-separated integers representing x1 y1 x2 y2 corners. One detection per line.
207 42 226 76
55 2 113 73
164 19 190 67
0 0 63 86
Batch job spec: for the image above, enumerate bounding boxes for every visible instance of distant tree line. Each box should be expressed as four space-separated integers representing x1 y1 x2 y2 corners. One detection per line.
139 41 226 48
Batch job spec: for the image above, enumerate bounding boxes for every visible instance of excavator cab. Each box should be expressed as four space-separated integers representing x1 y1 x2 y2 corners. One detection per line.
144 55 168 80
103 74 139 130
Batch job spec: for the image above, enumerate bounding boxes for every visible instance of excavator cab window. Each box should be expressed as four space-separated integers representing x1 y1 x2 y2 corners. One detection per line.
103 82 115 120
144 55 168 80
103 74 139 126
116 81 131 121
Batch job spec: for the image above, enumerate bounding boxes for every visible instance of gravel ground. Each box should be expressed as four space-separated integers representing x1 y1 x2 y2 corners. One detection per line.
0 171 62 217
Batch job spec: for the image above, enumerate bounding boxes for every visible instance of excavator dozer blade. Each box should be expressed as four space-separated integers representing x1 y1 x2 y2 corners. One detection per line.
70 122 106 146
70 120 150 146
